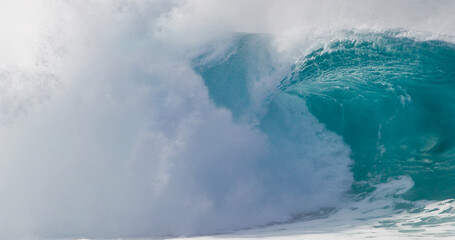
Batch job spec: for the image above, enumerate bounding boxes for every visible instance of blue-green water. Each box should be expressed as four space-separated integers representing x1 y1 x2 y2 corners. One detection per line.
194 31 455 203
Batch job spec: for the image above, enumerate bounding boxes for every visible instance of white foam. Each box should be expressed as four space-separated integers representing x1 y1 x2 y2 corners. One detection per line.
173 177 455 240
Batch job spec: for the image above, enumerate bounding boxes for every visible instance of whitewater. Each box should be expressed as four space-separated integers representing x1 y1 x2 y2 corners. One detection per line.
0 1 454 239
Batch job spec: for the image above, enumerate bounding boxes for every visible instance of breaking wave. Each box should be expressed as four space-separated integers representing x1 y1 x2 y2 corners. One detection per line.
1 1 455 239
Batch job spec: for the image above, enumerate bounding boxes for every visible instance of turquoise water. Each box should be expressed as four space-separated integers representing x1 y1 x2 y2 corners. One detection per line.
282 32 455 201
194 31 455 204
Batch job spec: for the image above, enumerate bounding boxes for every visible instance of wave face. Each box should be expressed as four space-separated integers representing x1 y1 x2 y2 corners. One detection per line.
280 32 455 200
195 31 455 206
